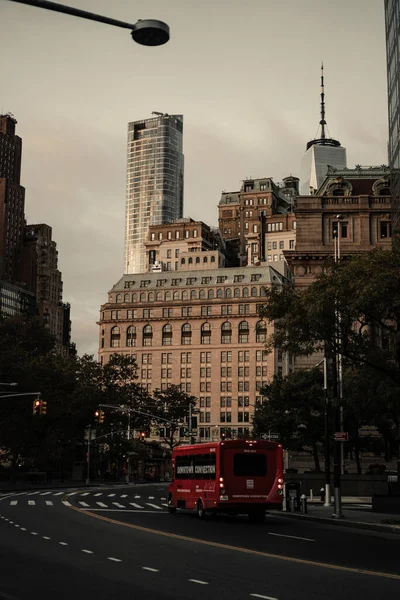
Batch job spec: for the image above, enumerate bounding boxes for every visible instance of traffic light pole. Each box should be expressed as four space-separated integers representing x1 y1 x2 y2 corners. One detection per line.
86 424 91 485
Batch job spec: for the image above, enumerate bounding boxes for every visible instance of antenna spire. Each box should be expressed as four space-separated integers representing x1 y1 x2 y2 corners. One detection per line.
320 62 326 140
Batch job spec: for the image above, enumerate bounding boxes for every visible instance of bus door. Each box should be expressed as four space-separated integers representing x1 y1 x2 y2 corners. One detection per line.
221 446 276 501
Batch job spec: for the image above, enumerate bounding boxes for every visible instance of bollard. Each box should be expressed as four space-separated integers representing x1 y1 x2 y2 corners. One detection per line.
290 497 295 513
310 489 313 502
320 487 325 503
300 494 308 514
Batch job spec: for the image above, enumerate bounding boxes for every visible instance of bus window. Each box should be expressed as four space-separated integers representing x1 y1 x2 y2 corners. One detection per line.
233 453 267 477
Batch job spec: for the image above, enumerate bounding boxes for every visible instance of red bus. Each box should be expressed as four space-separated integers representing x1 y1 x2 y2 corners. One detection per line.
168 439 283 523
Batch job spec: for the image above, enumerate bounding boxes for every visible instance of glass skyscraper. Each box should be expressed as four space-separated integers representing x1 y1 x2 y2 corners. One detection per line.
385 0 400 233
124 113 184 274
300 65 347 195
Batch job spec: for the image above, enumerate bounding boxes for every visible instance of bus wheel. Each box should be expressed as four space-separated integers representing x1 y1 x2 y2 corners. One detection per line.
197 500 207 520
248 509 265 524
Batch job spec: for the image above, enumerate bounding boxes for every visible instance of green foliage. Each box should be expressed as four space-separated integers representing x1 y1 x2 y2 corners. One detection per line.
153 385 198 450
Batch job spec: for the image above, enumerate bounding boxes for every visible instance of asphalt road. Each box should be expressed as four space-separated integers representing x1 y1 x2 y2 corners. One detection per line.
1 483 400 600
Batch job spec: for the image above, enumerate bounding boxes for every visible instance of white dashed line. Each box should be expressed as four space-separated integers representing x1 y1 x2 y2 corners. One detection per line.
107 494 116 497
42 536 50 540
20 528 27 531
107 557 122 562
10 501 18 506
112 503 126 508
148 496 155 500
9 521 13 524
93 493 103 497
52 492 64 496
14 524 20 528
146 503 162 510
28 501 35 506
80 492 90 496
45 501 53 506
96 502 108 508
134 495 141 499
67 491 78 496
161 503 168 507
250 594 279 600
58 542 68 546
62 501 72 507
268 532 315 542
120 494 127 498
30 532 38 535
188 579 208 585
40 492 52 496
161 497 166 500
81 549 94 554
130 503 143 509
142 567 159 572
79 502 90 507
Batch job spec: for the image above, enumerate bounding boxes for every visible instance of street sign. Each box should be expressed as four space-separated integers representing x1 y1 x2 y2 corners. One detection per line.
260 432 281 441
334 432 349 442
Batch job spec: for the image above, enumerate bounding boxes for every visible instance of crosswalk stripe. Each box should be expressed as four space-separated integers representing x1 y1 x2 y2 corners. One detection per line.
28 501 35 506
146 503 162 510
45 501 53 506
130 503 143 509
94 493 103 497
148 496 155 500
161 497 166 500
10 501 18 506
161 503 168 507
112 502 125 508
134 495 141 499
107 494 116 497
80 492 90 496
96 502 108 508
53 492 64 496
120 494 127 498
62 501 72 507
79 501 90 507
40 492 52 496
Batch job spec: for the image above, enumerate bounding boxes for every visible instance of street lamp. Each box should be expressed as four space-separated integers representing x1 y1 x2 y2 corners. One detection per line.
7 1 170 46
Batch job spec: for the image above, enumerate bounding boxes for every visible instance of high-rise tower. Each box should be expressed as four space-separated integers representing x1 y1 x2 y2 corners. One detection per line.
124 113 184 274
300 65 347 195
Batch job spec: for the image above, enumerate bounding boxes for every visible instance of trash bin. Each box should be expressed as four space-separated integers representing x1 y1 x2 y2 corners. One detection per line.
285 481 301 512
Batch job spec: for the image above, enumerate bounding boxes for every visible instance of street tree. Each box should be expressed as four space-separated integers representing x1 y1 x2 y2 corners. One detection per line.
152 385 198 452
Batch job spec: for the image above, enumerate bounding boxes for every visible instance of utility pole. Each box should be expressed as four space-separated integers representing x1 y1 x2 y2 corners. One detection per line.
323 357 331 506
126 413 131 484
86 424 91 485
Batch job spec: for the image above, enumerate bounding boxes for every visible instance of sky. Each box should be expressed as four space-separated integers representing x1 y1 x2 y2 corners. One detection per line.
0 0 388 356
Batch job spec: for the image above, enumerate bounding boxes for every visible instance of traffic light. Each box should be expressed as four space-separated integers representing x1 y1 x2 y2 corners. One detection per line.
94 410 100 423
139 431 146 442
40 401 47 416
32 399 41 416
221 431 226 441
99 410 105 424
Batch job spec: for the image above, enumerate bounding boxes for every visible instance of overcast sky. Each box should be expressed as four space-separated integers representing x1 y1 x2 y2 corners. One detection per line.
0 0 388 356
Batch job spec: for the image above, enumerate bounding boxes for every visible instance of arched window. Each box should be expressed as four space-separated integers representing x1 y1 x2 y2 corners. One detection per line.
208 289 214 299
191 290 197 300
201 322 212 345
110 326 120 348
199 289 206 299
242 287 249 298
332 188 345 196
260 286 268 297
140 292 146 302
124 293 130 303
162 324 173 346
173 290 179 300
126 325 136 347
132 293 137 302
148 292 154 302
196 256 200 264
203 256 208 263
256 320 267 343
188 257 193 264
165 291 171 301
181 258 186 265
182 290 189 301
116 294 122 304
211 256 216 263
234 287 240 298
143 325 153 346
221 321 232 345
156 292 162 301
251 287 258 297
238 321 250 343
225 288 232 298
216 288 223 299
181 323 192 345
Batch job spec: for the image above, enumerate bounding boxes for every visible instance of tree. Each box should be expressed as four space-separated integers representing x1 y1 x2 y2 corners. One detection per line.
253 369 325 471
152 385 198 451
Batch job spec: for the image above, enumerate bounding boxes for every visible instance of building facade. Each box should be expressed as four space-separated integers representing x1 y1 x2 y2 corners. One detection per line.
299 65 347 195
385 0 400 233
99 265 291 442
124 113 184 274
0 280 35 317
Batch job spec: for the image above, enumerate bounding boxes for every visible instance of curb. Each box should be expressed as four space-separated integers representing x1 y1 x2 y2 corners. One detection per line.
0 480 168 494
272 510 400 535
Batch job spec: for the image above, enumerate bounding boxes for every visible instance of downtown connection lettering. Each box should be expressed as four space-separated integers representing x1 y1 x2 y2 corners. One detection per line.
176 464 216 476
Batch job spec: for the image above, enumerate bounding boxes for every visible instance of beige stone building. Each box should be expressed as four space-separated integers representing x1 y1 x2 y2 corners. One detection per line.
98 263 291 443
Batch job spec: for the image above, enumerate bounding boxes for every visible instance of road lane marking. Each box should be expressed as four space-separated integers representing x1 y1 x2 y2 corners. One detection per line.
20 528 26 531
67 491 78 496
161 503 168 507
148 496 155 500
70 506 400 581
80 492 90 496
52 492 64 496
81 549 94 554
161 497 166 500
112 503 126 508
62 501 72 507
120 494 127 498
142 567 159 572
10 501 17 506
40 492 52 496
250 595 278 600
96 502 108 508
42 536 50 540
28 501 35 506
188 579 208 585
134 495 141 498
94 493 103 497
268 532 315 543
79 502 90 507
58 542 68 546
27 492 40 495
130 503 143 509
14 525 20 528
107 494 116 497
45 501 53 506
107 557 122 562
30 532 38 535
146 503 162 510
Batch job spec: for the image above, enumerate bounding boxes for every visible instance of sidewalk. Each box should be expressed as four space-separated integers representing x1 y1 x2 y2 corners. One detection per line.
0 478 160 493
275 502 400 534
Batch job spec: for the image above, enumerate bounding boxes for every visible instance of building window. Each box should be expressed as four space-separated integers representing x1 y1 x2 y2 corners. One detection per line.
380 221 392 238
110 326 120 348
201 322 212 344
251 287 257 297
199 289 206 299
143 324 153 346
279 240 284 249
182 290 188 300
242 287 249 298
332 222 348 239
143 309 153 319
163 308 173 318
116 294 122 303
173 290 179 300
221 321 232 344
256 320 267 343
126 325 136 347
211 256 216 263
124 293 130 303
208 289 214 299
216 288 223 298
162 324 173 346
182 306 192 317
289 239 295 249
190 290 197 300
181 323 192 345
201 305 212 316
167 249 172 258
238 321 249 343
